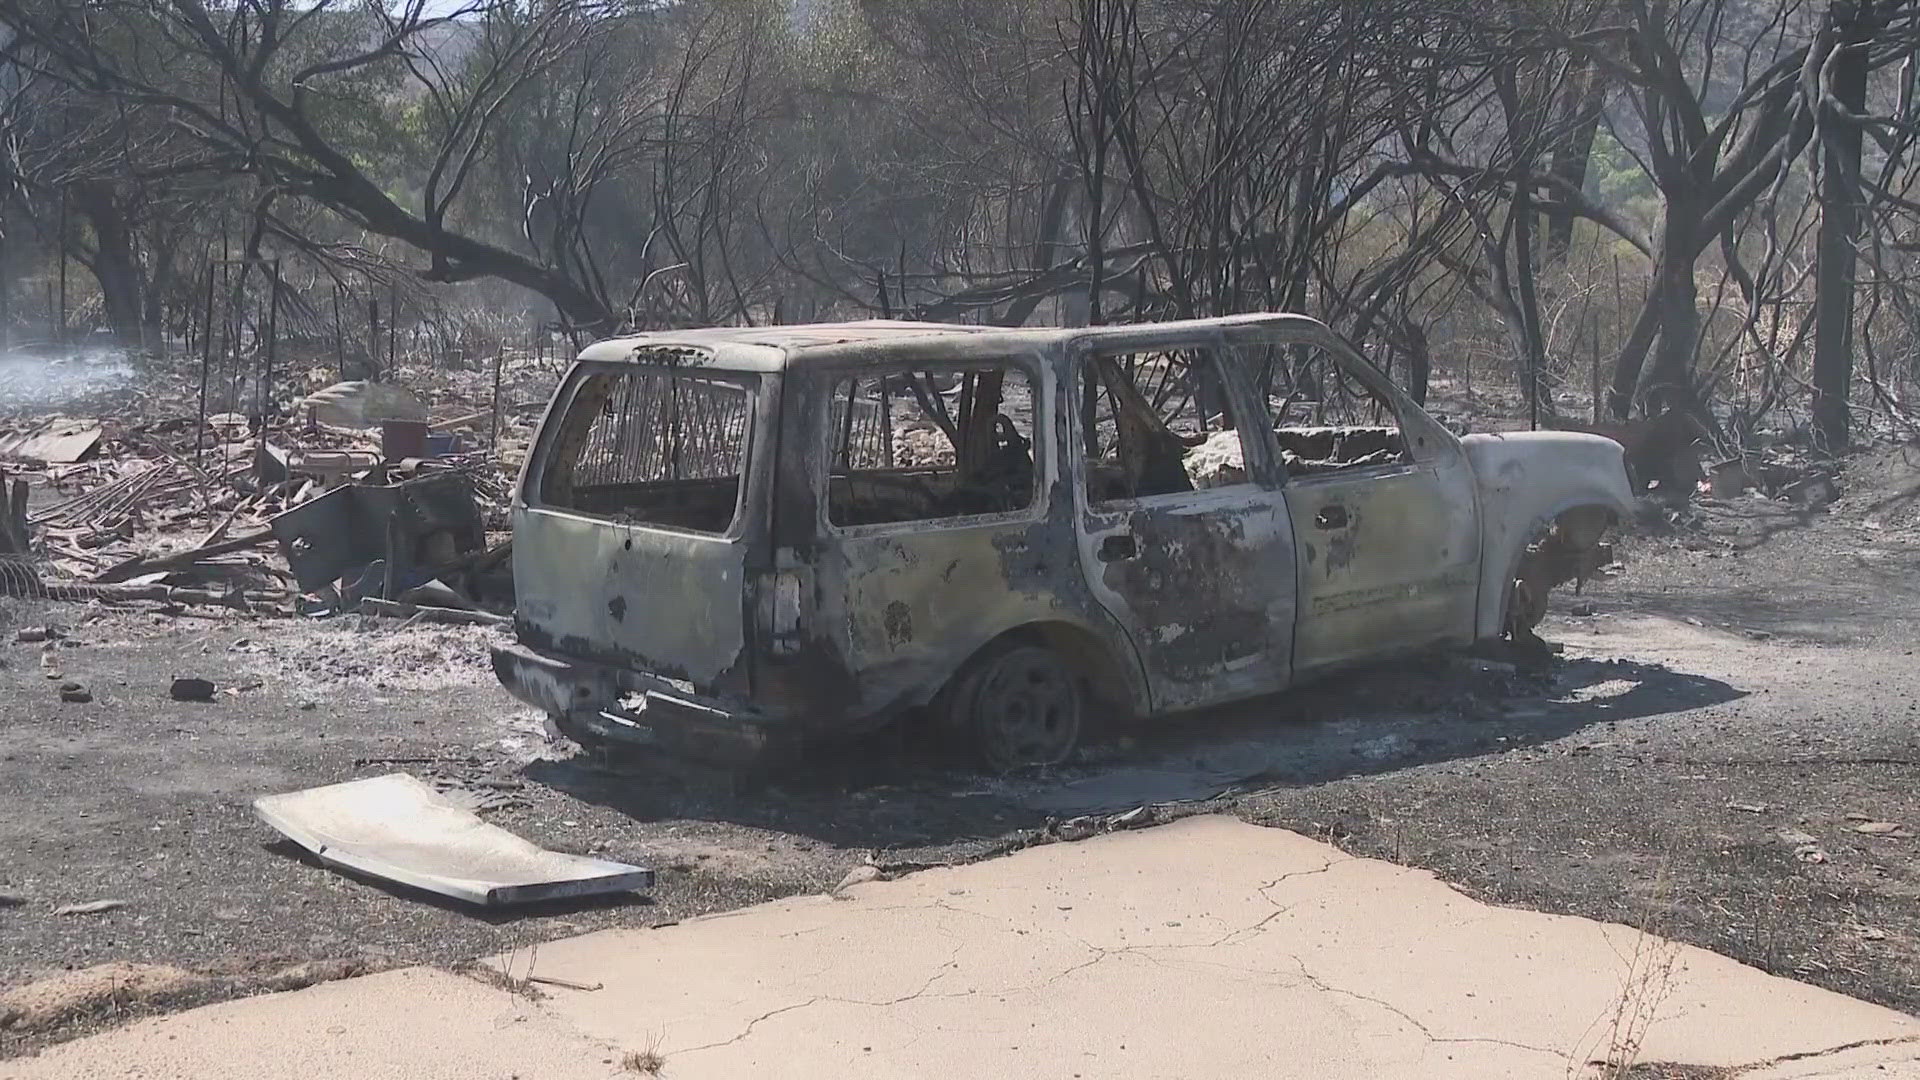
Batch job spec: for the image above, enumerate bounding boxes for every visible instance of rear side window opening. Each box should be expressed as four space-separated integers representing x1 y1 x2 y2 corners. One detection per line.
824 362 1039 529
536 364 755 535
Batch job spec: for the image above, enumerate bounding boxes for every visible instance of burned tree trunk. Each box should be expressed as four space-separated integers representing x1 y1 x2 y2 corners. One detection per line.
1643 235 1702 412
0 470 31 556
69 182 146 352
1545 57 1607 267
1611 203 1700 419
1812 0 1879 453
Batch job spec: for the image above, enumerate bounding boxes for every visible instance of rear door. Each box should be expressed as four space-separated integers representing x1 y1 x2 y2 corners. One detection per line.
803 354 1068 718
1071 327 1297 712
513 357 774 694
1226 324 1479 676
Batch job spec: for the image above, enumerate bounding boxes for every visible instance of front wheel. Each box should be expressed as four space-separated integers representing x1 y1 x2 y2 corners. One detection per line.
951 644 1084 771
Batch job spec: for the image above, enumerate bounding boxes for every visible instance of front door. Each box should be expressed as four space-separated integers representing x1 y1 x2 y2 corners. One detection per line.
1070 328 1297 712
1226 325 1480 676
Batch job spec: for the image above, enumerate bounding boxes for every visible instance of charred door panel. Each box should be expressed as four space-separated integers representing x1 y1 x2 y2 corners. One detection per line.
1221 323 1481 676
822 521 1084 716
1081 493 1295 710
1069 332 1296 713
804 355 1119 718
1283 461 1479 673
513 509 749 689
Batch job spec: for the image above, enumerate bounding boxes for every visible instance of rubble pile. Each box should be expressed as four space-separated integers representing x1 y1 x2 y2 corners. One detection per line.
1700 442 1844 505
1181 429 1245 488
892 424 956 469
0 348 565 622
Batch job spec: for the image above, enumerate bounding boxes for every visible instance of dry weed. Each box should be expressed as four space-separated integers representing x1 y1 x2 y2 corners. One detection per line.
1573 865 1684 1079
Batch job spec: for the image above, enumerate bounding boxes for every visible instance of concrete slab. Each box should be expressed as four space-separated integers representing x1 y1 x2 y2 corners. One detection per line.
0 967 619 1080
1740 1043 1920 1080
506 816 1920 1079
8 818 1918 1079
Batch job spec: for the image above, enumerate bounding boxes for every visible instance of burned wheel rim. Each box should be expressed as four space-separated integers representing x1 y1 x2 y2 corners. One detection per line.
970 646 1082 771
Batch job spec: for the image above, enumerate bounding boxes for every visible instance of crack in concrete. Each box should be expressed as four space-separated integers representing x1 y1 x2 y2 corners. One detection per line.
670 941 971 1057
1286 954 1569 1062
642 854 1908 1074
831 859 1358 980
1131 855 1355 954
1728 1033 1920 1074
666 920 1222 1061
1221 855 1355 946
673 929 1571 1066
1257 857 1351 890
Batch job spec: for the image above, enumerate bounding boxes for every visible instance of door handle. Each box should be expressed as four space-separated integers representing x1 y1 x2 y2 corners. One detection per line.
1098 533 1138 562
1315 505 1349 530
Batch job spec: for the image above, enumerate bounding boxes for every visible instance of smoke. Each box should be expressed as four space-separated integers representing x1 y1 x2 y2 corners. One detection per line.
0 347 136 415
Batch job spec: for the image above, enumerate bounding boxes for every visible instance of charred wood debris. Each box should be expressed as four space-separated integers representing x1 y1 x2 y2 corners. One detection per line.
0 360 554 626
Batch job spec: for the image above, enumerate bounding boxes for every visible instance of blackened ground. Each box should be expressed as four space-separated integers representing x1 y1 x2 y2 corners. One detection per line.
1 442 1917 1055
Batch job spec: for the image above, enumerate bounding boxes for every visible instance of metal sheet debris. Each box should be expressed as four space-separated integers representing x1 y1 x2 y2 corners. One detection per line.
254 773 653 907
300 380 429 429
0 420 104 465
268 472 485 595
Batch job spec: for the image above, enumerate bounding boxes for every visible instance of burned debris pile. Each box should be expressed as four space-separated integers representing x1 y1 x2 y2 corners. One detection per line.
0 359 555 622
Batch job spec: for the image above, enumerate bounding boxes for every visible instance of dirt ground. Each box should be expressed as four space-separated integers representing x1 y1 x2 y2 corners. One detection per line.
1 441 1917 1057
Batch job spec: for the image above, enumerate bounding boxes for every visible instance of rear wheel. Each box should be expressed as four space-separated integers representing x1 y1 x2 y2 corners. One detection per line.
952 644 1084 771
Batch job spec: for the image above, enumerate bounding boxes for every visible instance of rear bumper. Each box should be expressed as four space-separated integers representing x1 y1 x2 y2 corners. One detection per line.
490 643 779 765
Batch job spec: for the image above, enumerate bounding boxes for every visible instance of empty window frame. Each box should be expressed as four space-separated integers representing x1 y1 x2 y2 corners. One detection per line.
537 365 754 534
1235 340 1411 476
825 363 1038 528
1079 346 1253 505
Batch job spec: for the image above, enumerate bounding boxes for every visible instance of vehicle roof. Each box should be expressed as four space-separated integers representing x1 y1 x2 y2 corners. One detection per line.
572 313 1333 372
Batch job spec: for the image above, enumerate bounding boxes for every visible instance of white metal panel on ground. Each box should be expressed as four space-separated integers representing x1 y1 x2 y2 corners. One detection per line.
254 773 652 906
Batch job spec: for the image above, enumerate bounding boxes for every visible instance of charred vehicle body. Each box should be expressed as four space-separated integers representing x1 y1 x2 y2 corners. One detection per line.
492 315 1632 768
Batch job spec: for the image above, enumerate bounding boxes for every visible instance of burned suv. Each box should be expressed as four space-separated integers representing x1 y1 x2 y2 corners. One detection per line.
493 315 1632 769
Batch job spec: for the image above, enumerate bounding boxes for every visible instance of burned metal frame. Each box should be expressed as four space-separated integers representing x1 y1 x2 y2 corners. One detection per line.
496 315 1638 767
195 256 281 473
